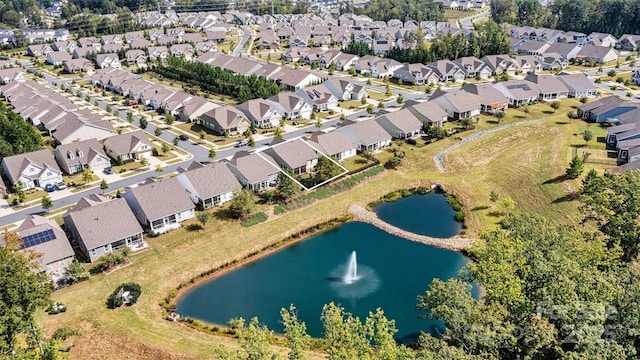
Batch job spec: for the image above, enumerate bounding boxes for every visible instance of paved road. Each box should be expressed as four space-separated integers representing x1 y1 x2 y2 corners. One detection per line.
233 27 252 57
459 8 491 30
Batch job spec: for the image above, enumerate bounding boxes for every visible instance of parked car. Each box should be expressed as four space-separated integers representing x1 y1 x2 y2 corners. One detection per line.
45 184 56 192
144 105 154 111
235 140 248 148
250 127 257 134
55 182 66 190
130 100 138 106
104 167 114 175
179 134 189 141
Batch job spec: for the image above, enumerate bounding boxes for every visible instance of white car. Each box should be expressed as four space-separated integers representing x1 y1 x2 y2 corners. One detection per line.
55 182 66 190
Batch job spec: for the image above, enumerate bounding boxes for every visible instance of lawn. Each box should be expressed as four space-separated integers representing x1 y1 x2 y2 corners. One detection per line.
40 99 606 360
174 122 240 146
368 90 389 101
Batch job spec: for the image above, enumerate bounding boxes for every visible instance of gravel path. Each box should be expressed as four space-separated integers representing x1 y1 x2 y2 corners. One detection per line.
349 205 473 251
433 117 546 171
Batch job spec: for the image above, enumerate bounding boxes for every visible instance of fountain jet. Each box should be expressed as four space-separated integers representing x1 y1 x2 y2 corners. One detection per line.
343 251 360 284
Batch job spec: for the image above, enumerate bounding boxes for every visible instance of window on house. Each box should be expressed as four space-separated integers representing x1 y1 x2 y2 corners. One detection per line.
151 219 164 229
47 172 52 176
90 248 97 257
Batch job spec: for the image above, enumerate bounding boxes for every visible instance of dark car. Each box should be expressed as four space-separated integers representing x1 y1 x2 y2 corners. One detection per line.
250 127 257 134
104 167 114 175
45 184 56 192
179 134 189 141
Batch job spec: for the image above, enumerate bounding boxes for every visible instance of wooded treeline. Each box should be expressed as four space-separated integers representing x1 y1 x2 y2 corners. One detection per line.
491 0 640 38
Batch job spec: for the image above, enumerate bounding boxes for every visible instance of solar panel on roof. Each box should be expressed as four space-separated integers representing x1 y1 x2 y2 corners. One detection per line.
20 229 56 249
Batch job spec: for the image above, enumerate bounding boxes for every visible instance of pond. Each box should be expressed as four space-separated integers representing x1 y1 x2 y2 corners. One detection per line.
176 194 475 342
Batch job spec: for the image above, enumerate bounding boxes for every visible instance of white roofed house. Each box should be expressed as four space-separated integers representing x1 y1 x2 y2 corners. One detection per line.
557 74 598 98
226 152 282 192
14 215 75 279
199 105 251 136
46 51 72 66
0 68 25 84
103 130 153 162
431 90 482 120
339 119 392 153
575 45 618 64
307 131 358 161
323 78 368 101
524 74 569 101
63 58 94 74
461 83 508 114
375 109 423 139
64 195 144 262
267 92 313 120
295 84 339 112
492 80 541 107
1 149 63 190
536 53 568 71
237 98 282 128
54 138 111 175
176 162 242 209
124 177 195 235
263 139 319 175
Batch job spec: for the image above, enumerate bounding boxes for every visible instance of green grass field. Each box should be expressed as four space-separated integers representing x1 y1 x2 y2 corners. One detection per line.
40 98 609 359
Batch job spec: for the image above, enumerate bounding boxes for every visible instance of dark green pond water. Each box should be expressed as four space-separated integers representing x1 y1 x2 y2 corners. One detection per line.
176 194 474 341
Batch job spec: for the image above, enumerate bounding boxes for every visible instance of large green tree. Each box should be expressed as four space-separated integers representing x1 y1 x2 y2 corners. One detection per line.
229 188 256 219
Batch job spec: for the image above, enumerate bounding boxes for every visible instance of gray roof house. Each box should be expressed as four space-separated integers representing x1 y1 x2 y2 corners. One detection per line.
237 99 282 128
338 119 393 153
481 55 518 75
306 131 358 161
323 78 368 101
431 90 482 120
557 74 598 98
263 139 319 175
524 74 569 101
453 56 492 79
406 100 449 127
124 177 196 235
1 149 63 190
577 96 627 122
428 60 465 83
461 83 508 114
375 109 423 139
103 130 153 162
176 162 242 209
53 138 110 175
199 105 251 136
16 215 74 277
64 195 144 262
606 122 640 148
576 45 618 64
393 63 438 85
226 152 282 192
492 80 541 107
267 92 313 120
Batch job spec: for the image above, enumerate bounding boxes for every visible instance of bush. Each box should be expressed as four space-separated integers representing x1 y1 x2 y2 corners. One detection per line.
240 212 268 227
46 302 67 315
107 282 142 309
406 138 417 145
455 211 465 223
52 327 81 341
91 249 129 273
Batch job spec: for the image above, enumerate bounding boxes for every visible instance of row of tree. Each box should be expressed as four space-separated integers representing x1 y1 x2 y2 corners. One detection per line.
491 0 640 38
344 20 511 64
151 56 281 103
342 0 446 22
0 102 44 160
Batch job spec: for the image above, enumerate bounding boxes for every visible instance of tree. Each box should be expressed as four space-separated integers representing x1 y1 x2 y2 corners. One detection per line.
199 130 206 141
495 110 505 123
165 113 175 125
238 317 276 360
196 212 211 230
385 82 392 96
378 101 385 109
155 127 162 136
41 195 53 213
13 181 26 204
208 147 217 159
139 118 148 129
607 69 617 77
173 136 180 146
280 305 311 360
65 259 88 283
0 234 51 355
276 170 299 201
155 165 164 176
501 196 515 215
82 168 93 183
274 126 284 140
489 190 499 203
566 155 584 179
583 129 593 145
367 104 374 114
396 93 404 104
126 111 134 123
461 117 473 130
247 133 255 147
321 302 371 359
315 117 323 129
229 188 256 219
106 105 112 113
361 96 367 105
140 156 148 166
100 179 109 193
314 155 342 183
550 101 560 112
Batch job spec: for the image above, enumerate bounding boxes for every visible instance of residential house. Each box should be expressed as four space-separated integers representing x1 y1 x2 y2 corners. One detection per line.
16 215 74 277
27 44 53 57
576 45 618 64
263 139 319 175
226 152 281 192
339 119 392 153
51 113 115 145
53 40 76 53
370 58 403 78
101 34 123 45
633 70 640 86
199 105 251 136
1 149 63 190
576 96 628 122
267 92 313 120
148 46 169 61
587 32 618 47
606 122 640 148
96 53 121 69
428 60 465 83
513 55 541 73
124 177 195 235
307 131 357 161
77 36 100 50
492 80 541 107
558 74 598 98
537 52 568 71
125 49 147 66
0 68 25 84
176 162 241 209
393 63 438 85
616 34 640 51
375 109 423 139
103 130 153 162
431 90 482 120
53 138 110 175
46 51 72 66
406 100 449 127
71 47 95 59
237 98 282 128
170 43 194 60
524 74 569 101
296 84 339 111
63 58 94 74
461 83 508 114
176 96 219 123
64 195 144 262
453 56 491 79
324 78 368 101
481 55 517 76
544 42 582 60
514 40 550 55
